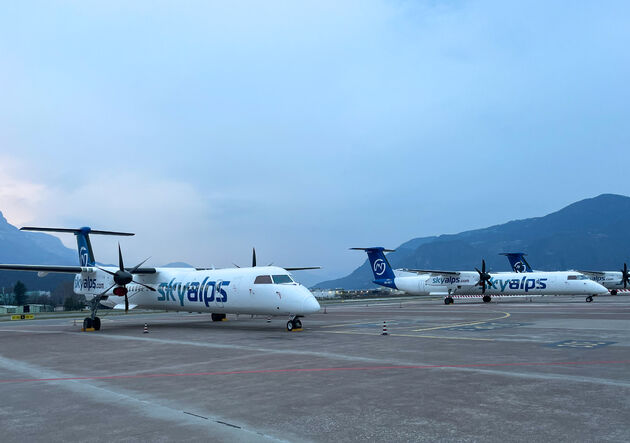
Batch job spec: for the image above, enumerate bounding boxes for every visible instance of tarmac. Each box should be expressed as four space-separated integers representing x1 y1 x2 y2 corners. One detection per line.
1 296 629 442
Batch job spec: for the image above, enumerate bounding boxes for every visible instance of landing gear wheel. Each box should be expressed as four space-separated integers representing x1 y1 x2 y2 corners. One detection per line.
293 319 302 329
92 317 101 331
286 320 294 331
482 295 491 303
444 297 454 305
611 290 617 296
83 317 93 329
211 313 226 322
586 295 593 303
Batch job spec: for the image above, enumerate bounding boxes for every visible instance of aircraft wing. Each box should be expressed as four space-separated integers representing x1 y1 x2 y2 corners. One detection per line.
0 264 157 274
0 264 84 273
285 267 321 271
126 267 157 274
399 268 461 276
577 270 607 275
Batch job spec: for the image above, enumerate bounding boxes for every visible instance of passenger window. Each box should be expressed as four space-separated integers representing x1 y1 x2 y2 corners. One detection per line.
272 275 294 284
254 275 272 284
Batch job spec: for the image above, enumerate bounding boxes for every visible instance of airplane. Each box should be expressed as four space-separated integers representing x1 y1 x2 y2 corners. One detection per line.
503 252 630 295
0 227 321 331
353 247 608 304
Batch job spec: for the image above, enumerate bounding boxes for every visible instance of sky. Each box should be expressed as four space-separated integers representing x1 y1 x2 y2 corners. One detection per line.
0 1 629 283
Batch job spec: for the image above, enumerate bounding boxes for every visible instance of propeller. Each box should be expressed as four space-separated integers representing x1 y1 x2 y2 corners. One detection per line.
234 248 257 268
621 263 630 289
97 243 155 312
474 259 492 294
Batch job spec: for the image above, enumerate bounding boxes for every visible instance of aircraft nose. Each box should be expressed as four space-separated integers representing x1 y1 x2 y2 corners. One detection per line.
590 281 608 295
301 294 321 314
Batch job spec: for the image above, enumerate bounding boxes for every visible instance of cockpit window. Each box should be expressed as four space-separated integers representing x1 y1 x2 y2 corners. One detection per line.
254 275 272 284
272 274 294 284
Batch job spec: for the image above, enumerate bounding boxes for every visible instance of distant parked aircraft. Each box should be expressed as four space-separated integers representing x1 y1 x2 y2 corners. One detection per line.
502 252 630 295
353 247 608 304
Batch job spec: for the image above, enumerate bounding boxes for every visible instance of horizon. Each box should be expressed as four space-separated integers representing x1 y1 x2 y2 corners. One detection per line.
1 192 628 286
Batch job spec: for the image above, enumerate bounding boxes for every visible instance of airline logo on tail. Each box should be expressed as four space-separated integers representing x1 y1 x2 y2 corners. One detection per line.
351 247 397 289
501 253 533 273
373 259 387 276
79 246 90 267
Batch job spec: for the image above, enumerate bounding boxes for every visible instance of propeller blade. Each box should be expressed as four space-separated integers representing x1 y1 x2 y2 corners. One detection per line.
132 279 156 291
125 293 129 312
99 284 116 297
482 280 486 294
252 248 257 267
130 257 151 274
482 259 486 273
96 266 117 277
118 243 125 271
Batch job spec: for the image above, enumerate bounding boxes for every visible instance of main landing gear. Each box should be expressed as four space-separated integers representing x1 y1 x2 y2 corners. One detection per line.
586 295 594 303
211 313 227 321
286 316 303 331
83 297 102 331
444 297 454 305
482 295 492 303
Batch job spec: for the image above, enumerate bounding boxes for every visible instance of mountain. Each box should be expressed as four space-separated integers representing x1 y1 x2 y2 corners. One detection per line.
315 194 630 289
0 212 77 291
0 214 202 292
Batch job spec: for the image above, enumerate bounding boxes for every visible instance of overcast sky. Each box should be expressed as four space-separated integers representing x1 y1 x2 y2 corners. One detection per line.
1 1 629 281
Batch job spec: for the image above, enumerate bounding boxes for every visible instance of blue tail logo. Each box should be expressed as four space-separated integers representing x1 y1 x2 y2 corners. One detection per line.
373 258 388 276
76 227 95 266
351 247 397 288
500 253 532 273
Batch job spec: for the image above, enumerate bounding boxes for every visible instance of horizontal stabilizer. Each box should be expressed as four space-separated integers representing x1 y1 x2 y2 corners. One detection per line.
21 227 134 236
350 247 395 252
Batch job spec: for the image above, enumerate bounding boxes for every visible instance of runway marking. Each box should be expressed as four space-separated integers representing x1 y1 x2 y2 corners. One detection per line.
1 360 628 384
321 311 512 332
548 340 616 349
321 330 495 341
411 311 511 332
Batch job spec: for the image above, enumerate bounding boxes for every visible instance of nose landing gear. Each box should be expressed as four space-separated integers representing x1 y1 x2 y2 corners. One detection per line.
586 295 594 303
482 295 492 303
287 316 303 331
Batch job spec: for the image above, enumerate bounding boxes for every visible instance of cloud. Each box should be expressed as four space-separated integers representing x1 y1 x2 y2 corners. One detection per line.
0 156 50 226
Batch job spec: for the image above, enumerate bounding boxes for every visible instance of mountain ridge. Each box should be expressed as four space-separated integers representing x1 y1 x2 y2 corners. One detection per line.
315 193 630 289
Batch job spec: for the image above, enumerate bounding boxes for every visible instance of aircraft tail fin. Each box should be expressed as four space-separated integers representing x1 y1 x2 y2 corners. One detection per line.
500 252 532 273
350 247 397 286
20 227 134 267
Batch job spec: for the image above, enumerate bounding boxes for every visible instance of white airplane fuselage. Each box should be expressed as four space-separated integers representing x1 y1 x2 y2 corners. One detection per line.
74 266 321 316
392 271 607 297
581 271 628 292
